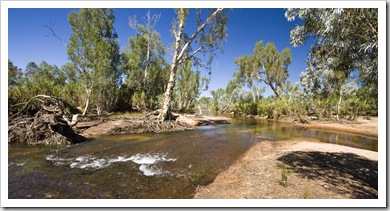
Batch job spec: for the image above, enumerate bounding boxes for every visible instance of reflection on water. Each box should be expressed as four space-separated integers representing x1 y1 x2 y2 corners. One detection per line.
8 116 377 199
232 117 377 151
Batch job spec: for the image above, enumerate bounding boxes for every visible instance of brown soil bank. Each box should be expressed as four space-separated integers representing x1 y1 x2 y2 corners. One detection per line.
194 140 378 199
297 116 378 138
80 114 231 138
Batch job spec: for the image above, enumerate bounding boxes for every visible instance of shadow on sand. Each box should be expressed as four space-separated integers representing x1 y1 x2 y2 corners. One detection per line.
277 151 378 199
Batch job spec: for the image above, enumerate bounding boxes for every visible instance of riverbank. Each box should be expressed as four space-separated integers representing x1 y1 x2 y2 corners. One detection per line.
194 115 378 199
78 114 231 138
254 115 378 138
77 113 379 199
194 140 378 199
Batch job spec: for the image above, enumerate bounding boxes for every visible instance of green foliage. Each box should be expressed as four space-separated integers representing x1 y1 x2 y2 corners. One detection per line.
8 60 23 87
122 11 168 112
131 91 148 111
197 96 212 111
109 111 142 119
9 9 377 121
286 8 378 118
8 60 82 115
235 41 292 98
159 8 229 121
173 61 207 112
67 8 121 115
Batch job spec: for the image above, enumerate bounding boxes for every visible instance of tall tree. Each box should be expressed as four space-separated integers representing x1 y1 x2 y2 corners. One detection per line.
285 8 378 97
235 41 292 98
8 59 23 87
128 11 162 90
122 11 167 108
159 8 229 121
174 60 207 112
286 8 378 118
197 96 212 111
210 88 226 112
24 61 66 86
67 8 121 115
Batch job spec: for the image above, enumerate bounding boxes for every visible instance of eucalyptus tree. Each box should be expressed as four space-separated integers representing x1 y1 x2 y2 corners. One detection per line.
128 11 163 90
210 88 229 112
224 77 242 106
8 59 23 87
235 41 292 99
67 8 121 115
159 8 229 121
122 11 167 107
9 60 68 111
197 96 212 111
174 61 202 112
8 60 24 112
286 8 378 110
24 61 66 86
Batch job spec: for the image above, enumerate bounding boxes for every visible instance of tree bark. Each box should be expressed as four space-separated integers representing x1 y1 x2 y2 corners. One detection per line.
159 12 185 121
336 87 343 121
159 8 224 121
269 83 282 99
144 35 150 91
82 87 92 116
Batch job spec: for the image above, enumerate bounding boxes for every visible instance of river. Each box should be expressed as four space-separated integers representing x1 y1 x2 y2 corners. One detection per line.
8 116 377 199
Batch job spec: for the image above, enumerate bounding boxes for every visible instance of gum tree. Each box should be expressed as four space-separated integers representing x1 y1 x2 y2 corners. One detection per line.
159 8 229 121
235 41 292 99
286 8 378 116
67 8 121 115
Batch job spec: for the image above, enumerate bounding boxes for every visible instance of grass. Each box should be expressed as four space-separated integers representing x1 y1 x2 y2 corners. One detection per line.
280 164 289 187
109 111 143 119
303 187 311 199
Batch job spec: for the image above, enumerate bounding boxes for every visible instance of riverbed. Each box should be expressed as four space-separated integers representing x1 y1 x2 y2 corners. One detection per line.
8 116 378 199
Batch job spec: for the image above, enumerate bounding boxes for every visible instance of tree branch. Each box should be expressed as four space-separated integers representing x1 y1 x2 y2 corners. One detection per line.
178 44 206 64
177 8 224 63
44 23 67 47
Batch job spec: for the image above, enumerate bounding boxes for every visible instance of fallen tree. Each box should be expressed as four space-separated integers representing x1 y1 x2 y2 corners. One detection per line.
8 95 86 145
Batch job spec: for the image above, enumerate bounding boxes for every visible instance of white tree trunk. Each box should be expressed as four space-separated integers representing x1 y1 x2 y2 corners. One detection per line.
336 87 343 121
144 35 150 90
159 15 184 121
159 8 224 121
82 88 92 116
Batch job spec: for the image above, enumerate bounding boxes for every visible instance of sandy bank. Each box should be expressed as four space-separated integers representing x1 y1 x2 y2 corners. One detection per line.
194 140 378 199
79 114 231 138
256 116 378 138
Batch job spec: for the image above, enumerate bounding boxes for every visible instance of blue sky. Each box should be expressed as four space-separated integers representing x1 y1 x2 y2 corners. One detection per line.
8 8 312 98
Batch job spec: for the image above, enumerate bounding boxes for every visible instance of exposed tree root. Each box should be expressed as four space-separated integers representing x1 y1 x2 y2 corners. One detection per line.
8 95 86 145
107 110 192 135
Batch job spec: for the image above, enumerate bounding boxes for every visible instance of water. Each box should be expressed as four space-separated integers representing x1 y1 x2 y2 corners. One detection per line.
8 117 377 199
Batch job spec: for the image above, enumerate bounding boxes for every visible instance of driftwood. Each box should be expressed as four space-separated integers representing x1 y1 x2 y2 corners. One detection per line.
8 95 86 145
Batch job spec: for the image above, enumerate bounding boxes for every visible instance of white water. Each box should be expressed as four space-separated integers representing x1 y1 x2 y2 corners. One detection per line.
46 152 177 176
129 153 177 176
